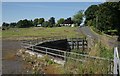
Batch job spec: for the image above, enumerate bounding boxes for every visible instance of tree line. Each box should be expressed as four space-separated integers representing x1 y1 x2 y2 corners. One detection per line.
84 2 120 36
2 11 83 29
2 17 55 28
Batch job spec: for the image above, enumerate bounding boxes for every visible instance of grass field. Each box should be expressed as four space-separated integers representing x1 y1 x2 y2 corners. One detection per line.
2 27 84 40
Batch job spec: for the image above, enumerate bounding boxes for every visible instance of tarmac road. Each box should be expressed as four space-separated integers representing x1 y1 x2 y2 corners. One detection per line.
78 26 120 55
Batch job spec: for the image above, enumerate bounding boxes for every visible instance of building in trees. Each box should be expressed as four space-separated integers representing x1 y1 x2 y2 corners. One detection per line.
60 17 75 27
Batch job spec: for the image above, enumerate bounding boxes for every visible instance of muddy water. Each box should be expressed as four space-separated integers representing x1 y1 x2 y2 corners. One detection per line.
2 40 26 74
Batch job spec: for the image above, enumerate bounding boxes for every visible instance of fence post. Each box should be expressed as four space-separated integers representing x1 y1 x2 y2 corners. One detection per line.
46 48 47 55
31 42 34 51
71 38 73 49
64 51 66 61
110 61 113 74
82 39 84 52
77 38 79 50
113 47 119 75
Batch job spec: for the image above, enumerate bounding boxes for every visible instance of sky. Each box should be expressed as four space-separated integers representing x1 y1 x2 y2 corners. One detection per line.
2 2 102 24
2 0 106 2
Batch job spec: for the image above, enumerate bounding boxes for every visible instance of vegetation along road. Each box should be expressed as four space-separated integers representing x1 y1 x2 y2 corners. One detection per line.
79 26 120 54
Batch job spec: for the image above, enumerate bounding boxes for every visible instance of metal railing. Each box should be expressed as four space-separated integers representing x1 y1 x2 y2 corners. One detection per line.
21 41 113 62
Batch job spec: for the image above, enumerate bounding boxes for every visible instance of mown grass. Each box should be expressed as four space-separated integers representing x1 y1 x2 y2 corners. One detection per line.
2 27 84 40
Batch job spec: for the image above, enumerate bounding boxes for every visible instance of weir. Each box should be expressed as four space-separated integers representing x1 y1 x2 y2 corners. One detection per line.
34 38 88 53
22 37 88 59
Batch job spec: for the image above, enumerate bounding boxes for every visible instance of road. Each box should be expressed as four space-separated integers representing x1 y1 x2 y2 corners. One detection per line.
78 26 120 54
79 26 99 40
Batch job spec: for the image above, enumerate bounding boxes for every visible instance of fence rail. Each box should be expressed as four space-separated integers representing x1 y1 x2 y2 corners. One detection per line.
21 42 113 62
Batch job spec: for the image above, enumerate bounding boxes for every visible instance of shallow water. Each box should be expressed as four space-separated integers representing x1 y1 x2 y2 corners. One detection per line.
2 40 26 74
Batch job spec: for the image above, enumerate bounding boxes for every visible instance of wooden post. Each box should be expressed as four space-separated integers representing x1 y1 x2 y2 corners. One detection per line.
65 51 67 63
74 39 77 49
63 51 67 73
77 38 79 50
86 40 88 51
46 48 47 55
72 38 73 49
30 42 33 51
37 38 38 44
32 45 34 51
82 39 84 52
109 61 113 74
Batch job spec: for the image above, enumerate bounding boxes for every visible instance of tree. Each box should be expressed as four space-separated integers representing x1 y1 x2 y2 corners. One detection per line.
57 18 64 27
49 17 55 27
42 21 50 27
28 20 34 27
2 22 9 27
38 18 44 25
96 5 118 32
84 2 120 36
17 20 23 28
57 18 64 24
2 22 10 30
85 5 99 20
9 22 17 28
73 10 84 26
84 5 99 25
33 18 39 26
17 19 34 28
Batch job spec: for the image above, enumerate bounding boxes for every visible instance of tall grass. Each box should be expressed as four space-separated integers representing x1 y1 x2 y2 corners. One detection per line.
64 40 113 74
99 42 113 59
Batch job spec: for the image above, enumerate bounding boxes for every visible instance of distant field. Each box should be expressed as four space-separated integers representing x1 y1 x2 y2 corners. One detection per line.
2 27 84 40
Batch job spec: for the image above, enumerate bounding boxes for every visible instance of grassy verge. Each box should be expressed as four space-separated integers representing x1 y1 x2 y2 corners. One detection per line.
2 27 84 40
64 41 113 74
90 26 118 39
65 58 111 74
90 26 118 49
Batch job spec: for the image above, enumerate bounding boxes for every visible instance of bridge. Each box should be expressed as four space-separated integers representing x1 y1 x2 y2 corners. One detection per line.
21 37 120 74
